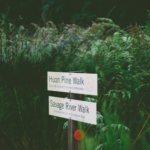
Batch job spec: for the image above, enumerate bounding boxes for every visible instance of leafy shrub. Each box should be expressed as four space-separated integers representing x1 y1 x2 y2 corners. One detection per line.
0 16 150 150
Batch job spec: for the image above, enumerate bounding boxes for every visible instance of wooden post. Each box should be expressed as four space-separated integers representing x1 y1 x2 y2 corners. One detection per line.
68 71 86 150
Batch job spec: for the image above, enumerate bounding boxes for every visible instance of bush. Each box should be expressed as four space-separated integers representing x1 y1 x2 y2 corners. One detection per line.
0 17 150 150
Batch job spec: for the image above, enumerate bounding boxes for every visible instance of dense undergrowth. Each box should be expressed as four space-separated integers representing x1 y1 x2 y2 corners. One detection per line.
0 16 150 150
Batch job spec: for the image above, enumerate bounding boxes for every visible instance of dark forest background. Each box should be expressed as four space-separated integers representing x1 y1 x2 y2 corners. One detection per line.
0 0 150 28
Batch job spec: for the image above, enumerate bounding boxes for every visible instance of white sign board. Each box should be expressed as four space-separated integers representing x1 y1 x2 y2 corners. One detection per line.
47 72 97 96
49 96 97 125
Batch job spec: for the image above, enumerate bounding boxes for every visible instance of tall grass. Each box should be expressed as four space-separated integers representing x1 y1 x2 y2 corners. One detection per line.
0 15 150 150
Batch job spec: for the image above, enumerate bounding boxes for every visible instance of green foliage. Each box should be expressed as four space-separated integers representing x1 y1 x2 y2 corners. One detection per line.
1 16 150 150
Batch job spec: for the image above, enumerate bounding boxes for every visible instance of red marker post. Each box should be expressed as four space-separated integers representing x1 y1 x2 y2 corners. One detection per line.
74 129 85 141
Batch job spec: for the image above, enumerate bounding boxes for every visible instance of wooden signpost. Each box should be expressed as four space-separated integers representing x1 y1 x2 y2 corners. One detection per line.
47 71 98 150
68 92 85 150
